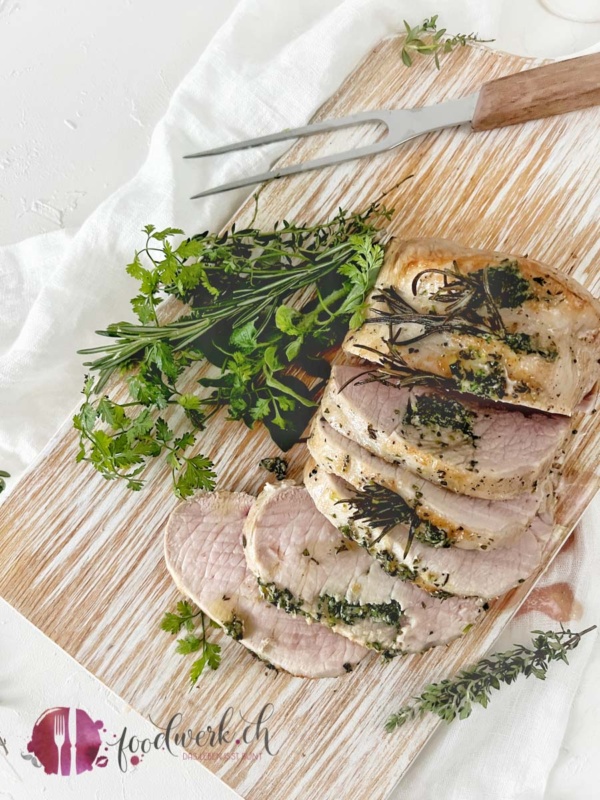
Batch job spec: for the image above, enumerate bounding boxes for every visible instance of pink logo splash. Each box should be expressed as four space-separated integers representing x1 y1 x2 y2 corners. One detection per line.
26 707 106 775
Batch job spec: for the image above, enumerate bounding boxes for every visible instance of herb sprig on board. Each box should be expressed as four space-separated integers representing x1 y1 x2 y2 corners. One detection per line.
401 15 493 69
385 626 596 731
161 600 222 686
75 190 398 495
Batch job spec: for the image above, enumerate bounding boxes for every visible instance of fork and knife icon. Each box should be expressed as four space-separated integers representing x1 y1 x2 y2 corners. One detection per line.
52 709 77 776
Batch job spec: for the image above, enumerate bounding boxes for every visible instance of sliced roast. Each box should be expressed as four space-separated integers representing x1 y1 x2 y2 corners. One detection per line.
243 482 484 655
343 238 600 416
164 491 368 678
305 461 556 600
321 365 569 499
307 414 548 550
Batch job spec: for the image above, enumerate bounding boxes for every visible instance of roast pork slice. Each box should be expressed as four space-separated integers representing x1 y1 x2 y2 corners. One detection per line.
343 238 600 416
243 482 484 655
321 365 569 499
164 491 368 678
308 415 549 550
304 461 555 600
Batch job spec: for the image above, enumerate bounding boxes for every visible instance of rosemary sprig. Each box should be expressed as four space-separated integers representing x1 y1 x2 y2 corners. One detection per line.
348 344 454 391
160 600 222 687
385 625 596 731
401 16 493 69
341 482 450 557
366 261 533 347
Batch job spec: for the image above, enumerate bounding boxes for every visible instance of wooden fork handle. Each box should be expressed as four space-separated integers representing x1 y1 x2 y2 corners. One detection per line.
472 52 600 131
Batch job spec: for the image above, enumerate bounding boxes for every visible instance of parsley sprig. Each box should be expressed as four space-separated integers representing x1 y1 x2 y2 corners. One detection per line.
386 626 596 731
74 377 216 496
75 189 397 494
161 600 222 686
401 15 492 69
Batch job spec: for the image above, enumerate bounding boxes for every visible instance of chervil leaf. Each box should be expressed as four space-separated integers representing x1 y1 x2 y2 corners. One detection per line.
151 227 185 241
161 600 223 686
161 612 185 635
189 656 208 685
176 634 202 655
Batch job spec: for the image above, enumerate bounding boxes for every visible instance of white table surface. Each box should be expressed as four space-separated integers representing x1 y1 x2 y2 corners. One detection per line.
1 2 600 799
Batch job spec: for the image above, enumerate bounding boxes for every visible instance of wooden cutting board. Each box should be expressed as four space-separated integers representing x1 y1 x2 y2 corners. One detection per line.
1 37 599 800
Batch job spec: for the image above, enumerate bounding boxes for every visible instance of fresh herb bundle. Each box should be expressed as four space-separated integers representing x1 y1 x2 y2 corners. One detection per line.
160 600 222 687
401 15 492 69
385 625 596 731
75 191 397 495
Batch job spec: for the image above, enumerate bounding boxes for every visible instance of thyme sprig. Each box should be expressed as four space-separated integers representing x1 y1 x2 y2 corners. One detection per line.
160 600 222 687
385 625 596 731
401 16 493 69
340 482 450 557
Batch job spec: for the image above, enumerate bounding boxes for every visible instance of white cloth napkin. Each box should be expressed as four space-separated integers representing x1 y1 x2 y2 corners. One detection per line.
1 1 598 798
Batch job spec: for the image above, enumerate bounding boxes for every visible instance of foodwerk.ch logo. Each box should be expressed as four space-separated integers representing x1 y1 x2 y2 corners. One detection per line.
25 707 108 775
24 702 277 776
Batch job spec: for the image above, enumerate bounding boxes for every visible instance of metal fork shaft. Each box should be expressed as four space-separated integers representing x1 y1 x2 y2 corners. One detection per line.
187 95 478 199
184 110 391 159
190 142 393 199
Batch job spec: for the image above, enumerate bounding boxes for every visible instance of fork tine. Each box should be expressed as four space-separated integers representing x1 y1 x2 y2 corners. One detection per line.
183 110 388 159
190 141 392 199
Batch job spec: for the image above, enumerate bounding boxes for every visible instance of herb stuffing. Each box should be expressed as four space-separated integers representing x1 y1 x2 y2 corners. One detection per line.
404 393 476 444
259 456 288 481
317 595 404 629
385 625 596 731
75 189 400 496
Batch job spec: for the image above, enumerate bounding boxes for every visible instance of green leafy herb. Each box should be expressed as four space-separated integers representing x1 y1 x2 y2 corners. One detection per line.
401 15 493 69
160 600 222 686
259 456 288 481
75 187 402 495
0 470 9 494
74 377 216 496
385 625 596 731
